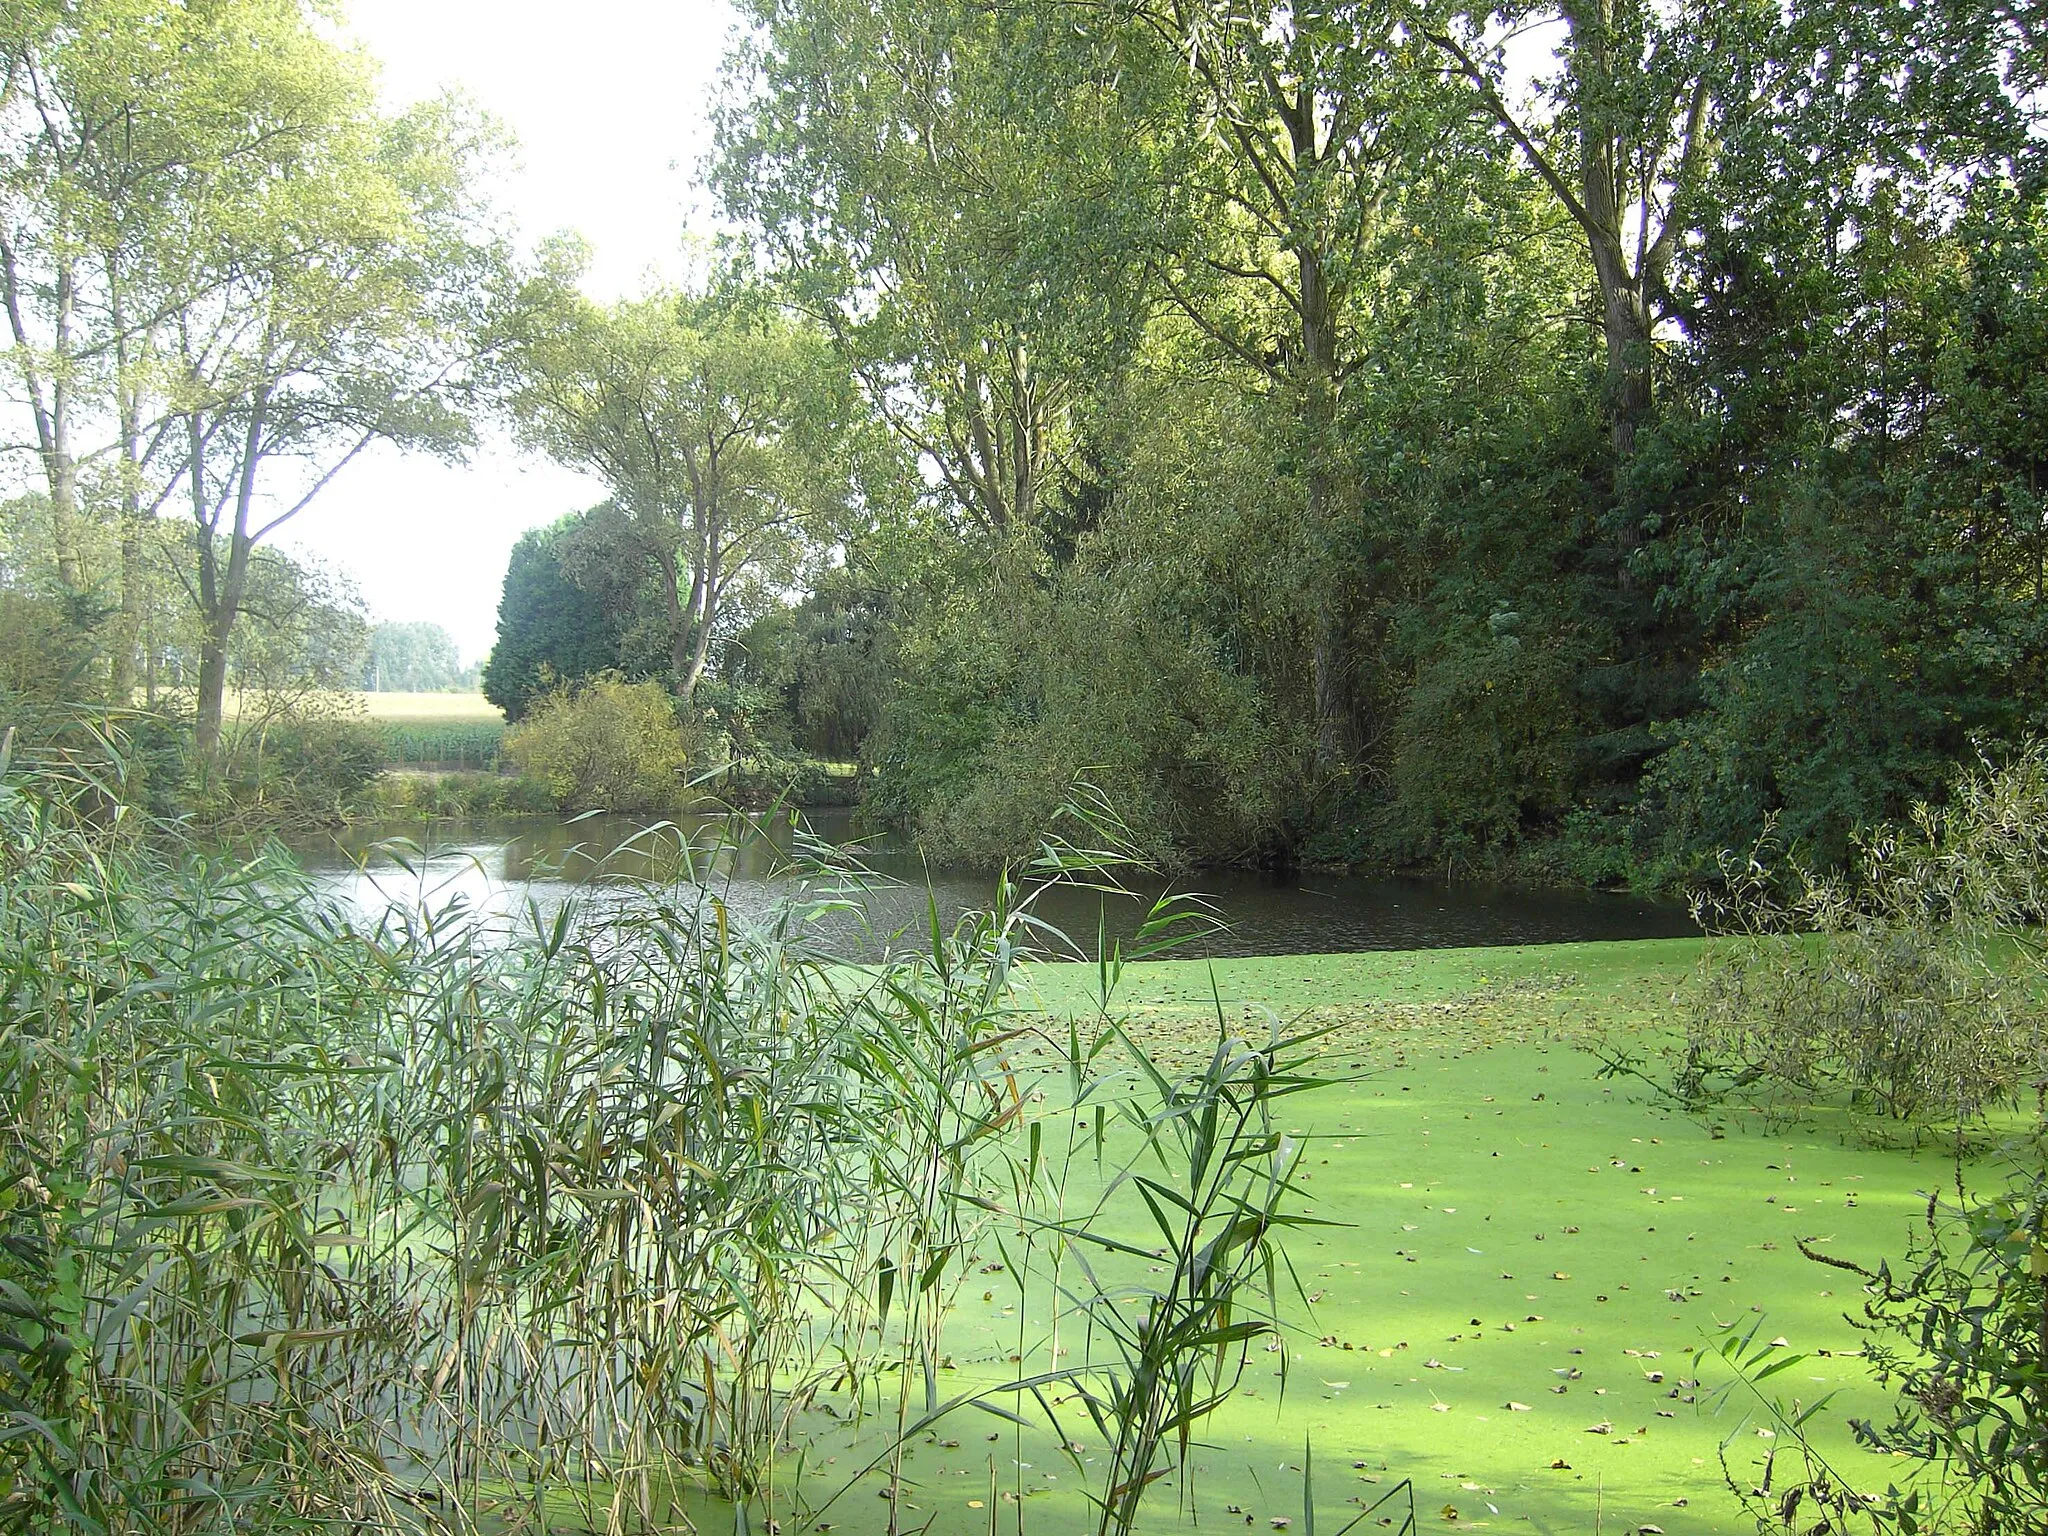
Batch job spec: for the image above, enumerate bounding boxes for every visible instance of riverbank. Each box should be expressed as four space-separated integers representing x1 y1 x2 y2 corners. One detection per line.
758 941 1942 1536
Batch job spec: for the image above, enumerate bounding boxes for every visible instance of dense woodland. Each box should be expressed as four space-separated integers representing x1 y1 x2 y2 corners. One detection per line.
491 0 2048 885
3 0 2044 885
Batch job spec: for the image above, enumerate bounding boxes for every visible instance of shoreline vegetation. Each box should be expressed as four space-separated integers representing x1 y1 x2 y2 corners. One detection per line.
8 743 2047 1533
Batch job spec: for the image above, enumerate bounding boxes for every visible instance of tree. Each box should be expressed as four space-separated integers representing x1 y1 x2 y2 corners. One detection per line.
171 93 502 756
482 512 630 722
0 0 297 674
503 266 873 694
365 620 461 691
1 1 506 749
718 0 1150 540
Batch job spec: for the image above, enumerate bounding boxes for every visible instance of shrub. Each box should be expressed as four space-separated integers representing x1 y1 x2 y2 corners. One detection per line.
1833 1122 2048 1533
1713 1123 2048 1536
1384 610 1579 872
364 769 559 819
868 575 1291 870
188 706 387 832
1681 743 2048 1125
502 674 697 813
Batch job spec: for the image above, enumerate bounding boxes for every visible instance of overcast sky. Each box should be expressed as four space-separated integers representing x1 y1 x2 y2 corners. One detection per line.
275 0 739 664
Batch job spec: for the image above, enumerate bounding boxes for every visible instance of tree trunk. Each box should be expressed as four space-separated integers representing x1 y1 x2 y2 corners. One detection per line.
191 411 223 757
113 518 142 704
194 618 233 760
1290 85 1349 773
2 239 84 592
193 390 268 758
1565 0 1655 467
109 259 146 704
110 371 145 703
659 546 691 680
682 507 722 695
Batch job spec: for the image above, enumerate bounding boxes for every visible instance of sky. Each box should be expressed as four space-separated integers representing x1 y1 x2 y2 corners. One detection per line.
274 0 740 665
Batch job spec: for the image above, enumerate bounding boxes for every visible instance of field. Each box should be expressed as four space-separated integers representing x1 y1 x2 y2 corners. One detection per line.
754 940 1950 1536
355 690 504 723
355 691 505 766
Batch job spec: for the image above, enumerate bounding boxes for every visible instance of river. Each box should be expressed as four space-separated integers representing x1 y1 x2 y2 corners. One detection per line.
290 809 1694 959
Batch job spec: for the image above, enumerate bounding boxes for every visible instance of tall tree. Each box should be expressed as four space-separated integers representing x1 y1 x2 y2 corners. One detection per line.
482 512 630 722
1 1 504 740
170 97 501 756
1057 0 1523 768
717 0 1150 539
504 267 874 694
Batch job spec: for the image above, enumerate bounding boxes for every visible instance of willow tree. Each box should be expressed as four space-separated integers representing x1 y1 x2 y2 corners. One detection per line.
172 95 500 757
1040 0 1518 769
717 0 1151 541
505 268 877 694
1 0 502 743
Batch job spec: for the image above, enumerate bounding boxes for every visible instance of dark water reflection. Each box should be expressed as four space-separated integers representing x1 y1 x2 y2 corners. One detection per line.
290 809 1696 960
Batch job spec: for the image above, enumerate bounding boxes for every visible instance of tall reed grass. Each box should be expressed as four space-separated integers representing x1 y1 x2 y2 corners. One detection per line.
0 744 1328 1536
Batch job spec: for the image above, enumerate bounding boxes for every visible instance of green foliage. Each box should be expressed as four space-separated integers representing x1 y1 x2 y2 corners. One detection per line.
1830 1128 2048 1535
372 718 504 769
1704 1127 2048 1536
0 748 1302 1534
867 551 1291 871
702 0 2048 886
482 513 629 721
1385 612 1580 871
1044 1018 1336 1536
497 266 892 692
502 674 697 813
0 588 98 711
191 707 388 833
725 565 893 761
362 767 558 819
364 621 462 691
1681 745 2048 1125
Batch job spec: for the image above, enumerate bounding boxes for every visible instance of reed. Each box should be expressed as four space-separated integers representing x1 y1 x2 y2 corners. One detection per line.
0 749 1326 1536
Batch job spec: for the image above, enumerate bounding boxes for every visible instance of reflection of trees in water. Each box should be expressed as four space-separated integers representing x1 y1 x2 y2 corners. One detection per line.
297 812 1696 962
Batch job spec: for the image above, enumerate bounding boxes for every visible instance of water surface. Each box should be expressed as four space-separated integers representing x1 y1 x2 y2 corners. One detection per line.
290 810 1694 959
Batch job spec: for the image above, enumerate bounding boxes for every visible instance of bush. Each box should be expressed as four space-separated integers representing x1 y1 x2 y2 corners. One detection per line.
1384 610 1579 872
363 769 560 819
867 572 1291 870
1680 744 2048 1125
1714 1122 2048 1536
502 675 697 813
188 708 387 833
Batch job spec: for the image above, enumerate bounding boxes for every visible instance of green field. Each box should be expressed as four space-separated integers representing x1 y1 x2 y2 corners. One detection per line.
753 940 1951 1536
354 691 506 766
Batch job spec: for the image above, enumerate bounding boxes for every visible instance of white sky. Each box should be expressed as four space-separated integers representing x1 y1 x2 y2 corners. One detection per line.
276 0 739 665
